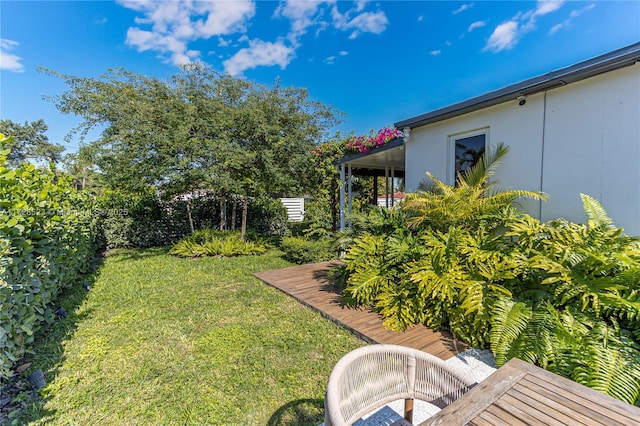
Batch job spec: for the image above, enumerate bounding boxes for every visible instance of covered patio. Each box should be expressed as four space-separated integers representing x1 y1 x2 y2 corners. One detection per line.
335 134 408 230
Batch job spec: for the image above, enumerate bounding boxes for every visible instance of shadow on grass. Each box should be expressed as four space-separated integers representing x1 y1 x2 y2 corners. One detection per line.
8 254 106 424
104 246 171 262
267 398 325 426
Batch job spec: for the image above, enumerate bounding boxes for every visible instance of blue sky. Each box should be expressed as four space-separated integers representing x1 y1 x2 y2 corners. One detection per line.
1 1 639 154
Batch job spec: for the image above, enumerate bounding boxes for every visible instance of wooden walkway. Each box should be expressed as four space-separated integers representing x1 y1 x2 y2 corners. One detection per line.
254 261 467 360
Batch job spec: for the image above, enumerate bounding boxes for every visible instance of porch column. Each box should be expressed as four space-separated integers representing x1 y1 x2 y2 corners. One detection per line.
373 176 378 206
391 166 395 207
339 164 345 231
385 166 390 208
347 164 353 228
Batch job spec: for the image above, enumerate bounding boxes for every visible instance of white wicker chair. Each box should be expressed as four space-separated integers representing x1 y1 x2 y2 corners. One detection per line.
324 344 476 426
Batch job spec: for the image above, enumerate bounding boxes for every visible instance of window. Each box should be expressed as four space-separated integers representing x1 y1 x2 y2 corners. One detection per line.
449 130 487 184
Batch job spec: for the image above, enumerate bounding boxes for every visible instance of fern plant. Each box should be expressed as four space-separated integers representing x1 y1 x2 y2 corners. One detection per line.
490 195 640 405
170 229 266 258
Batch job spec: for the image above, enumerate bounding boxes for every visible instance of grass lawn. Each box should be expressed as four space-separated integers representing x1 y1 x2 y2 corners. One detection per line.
17 248 364 425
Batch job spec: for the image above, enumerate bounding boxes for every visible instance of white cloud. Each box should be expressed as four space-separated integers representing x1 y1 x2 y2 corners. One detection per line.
548 23 564 35
354 0 369 13
549 3 595 35
0 39 24 72
118 0 255 66
570 3 595 19
120 0 390 74
348 11 388 34
274 1 389 53
223 39 295 76
331 4 389 39
483 0 566 52
453 3 474 15
417 16 424 22
484 21 519 52
275 0 324 42
430 50 442 56
324 49 349 65
535 0 565 17
468 20 487 32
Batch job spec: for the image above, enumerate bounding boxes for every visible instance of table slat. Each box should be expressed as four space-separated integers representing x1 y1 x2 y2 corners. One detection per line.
418 358 640 426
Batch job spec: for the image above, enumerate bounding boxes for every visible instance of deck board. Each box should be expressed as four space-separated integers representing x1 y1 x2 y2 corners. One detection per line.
254 260 466 360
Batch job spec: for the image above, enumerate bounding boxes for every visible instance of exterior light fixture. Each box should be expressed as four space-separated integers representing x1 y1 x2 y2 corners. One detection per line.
517 95 527 106
403 127 411 142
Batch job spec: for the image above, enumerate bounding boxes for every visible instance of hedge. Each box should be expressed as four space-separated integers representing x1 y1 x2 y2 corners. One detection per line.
97 191 288 249
0 135 97 382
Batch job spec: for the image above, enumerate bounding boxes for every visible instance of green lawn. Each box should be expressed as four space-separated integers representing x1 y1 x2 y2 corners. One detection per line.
18 248 364 425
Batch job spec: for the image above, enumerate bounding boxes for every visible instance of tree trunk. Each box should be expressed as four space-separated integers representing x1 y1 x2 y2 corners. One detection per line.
186 199 195 233
219 198 226 231
231 200 237 230
241 198 248 241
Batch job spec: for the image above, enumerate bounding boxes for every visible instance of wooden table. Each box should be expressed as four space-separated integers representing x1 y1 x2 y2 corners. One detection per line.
419 357 640 426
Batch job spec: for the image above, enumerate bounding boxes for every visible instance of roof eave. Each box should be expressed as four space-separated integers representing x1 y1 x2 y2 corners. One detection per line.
335 137 405 166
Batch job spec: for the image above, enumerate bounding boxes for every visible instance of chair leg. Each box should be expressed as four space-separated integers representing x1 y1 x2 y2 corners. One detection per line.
404 398 414 424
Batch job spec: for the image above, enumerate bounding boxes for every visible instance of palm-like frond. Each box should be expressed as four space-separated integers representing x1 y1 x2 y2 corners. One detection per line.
571 322 640 405
581 193 615 230
377 279 422 331
489 297 533 366
459 142 509 187
403 144 546 234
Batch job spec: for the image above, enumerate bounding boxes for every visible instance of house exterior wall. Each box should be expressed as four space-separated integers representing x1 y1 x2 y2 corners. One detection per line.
541 64 640 232
404 63 640 235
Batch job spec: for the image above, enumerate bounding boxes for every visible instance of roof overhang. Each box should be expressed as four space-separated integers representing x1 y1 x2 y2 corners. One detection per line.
395 42 640 129
335 137 405 176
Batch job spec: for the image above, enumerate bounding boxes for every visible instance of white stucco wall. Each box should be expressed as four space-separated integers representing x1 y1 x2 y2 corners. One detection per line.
404 63 640 235
541 65 640 233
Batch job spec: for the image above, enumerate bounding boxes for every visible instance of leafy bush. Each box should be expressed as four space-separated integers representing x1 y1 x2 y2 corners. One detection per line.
489 197 640 405
0 134 97 382
279 236 337 264
169 230 266 258
97 189 187 249
246 196 288 239
339 145 640 405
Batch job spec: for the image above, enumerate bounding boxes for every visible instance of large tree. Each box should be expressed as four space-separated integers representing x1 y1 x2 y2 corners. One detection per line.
0 119 65 166
41 65 341 201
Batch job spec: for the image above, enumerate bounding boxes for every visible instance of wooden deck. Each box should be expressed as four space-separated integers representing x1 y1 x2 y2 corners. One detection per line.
254 261 466 360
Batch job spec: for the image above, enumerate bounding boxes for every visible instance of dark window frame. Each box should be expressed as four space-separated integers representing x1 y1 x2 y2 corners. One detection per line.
448 129 488 185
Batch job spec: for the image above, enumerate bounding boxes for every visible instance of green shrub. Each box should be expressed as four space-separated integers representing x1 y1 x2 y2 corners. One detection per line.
279 236 337 265
340 192 640 405
0 134 97 382
246 196 288 239
97 189 187 249
339 144 640 405
169 230 266 258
